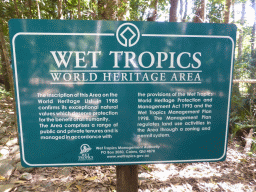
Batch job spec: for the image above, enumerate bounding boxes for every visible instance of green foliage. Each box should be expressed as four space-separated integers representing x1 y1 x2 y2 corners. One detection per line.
0 1 16 21
40 0 58 19
230 85 255 152
206 0 225 23
230 123 242 140
0 85 11 99
129 0 150 21
157 0 169 21
141 164 152 172
231 95 251 120
233 24 254 94
193 0 202 13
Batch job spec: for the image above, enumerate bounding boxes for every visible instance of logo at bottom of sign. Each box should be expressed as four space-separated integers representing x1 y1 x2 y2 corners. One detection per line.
78 144 93 161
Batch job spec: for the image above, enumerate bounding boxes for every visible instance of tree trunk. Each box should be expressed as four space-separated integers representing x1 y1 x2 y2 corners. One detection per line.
237 3 245 59
251 0 256 58
24 0 32 19
70 10 74 20
78 0 81 19
179 0 183 21
224 0 231 23
169 0 178 22
0 21 18 142
13 0 21 18
231 0 235 23
193 0 205 23
0 24 10 91
58 0 63 19
201 0 205 22
0 49 10 91
249 0 256 95
28 0 33 19
36 0 41 19
182 0 187 22
0 22 14 94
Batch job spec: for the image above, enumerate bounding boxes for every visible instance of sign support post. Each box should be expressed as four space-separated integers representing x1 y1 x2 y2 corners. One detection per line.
116 165 138 192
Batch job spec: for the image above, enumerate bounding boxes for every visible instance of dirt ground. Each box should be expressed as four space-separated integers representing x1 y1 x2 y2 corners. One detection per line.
0 93 255 192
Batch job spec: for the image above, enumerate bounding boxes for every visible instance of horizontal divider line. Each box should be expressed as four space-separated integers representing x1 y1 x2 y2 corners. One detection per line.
16 32 115 36
141 34 231 39
49 70 202 73
50 82 201 85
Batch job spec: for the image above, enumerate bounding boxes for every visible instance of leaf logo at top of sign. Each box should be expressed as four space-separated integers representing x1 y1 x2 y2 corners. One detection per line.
116 23 140 47
80 144 92 154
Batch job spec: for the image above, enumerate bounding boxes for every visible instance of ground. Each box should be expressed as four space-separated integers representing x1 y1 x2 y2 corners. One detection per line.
0 90 255 192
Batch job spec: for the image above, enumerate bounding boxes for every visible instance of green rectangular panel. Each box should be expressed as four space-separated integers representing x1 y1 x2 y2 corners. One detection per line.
9 19 236 167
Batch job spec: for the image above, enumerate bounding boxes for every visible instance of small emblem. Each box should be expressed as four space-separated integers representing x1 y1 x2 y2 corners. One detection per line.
80 144 92 154
78 144 93 161
116 23 140 47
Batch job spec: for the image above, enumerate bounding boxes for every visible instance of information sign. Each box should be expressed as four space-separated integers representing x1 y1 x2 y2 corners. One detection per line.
9 19 236 167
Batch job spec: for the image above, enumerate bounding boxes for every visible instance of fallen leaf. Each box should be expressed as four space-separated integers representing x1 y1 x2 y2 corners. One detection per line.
0 175 6 180
188 167 197 170
85 176 97 181
32 185 40 190
107 177 112 182
76 185 82 192
109 185 115 190
14 180 27 184
239 158 248 163
75 174 85 180
66 181 75 189
210 178 216 184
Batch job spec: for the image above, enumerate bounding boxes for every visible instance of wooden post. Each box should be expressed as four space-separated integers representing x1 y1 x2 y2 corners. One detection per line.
116 165 138 192
233 79 256 83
